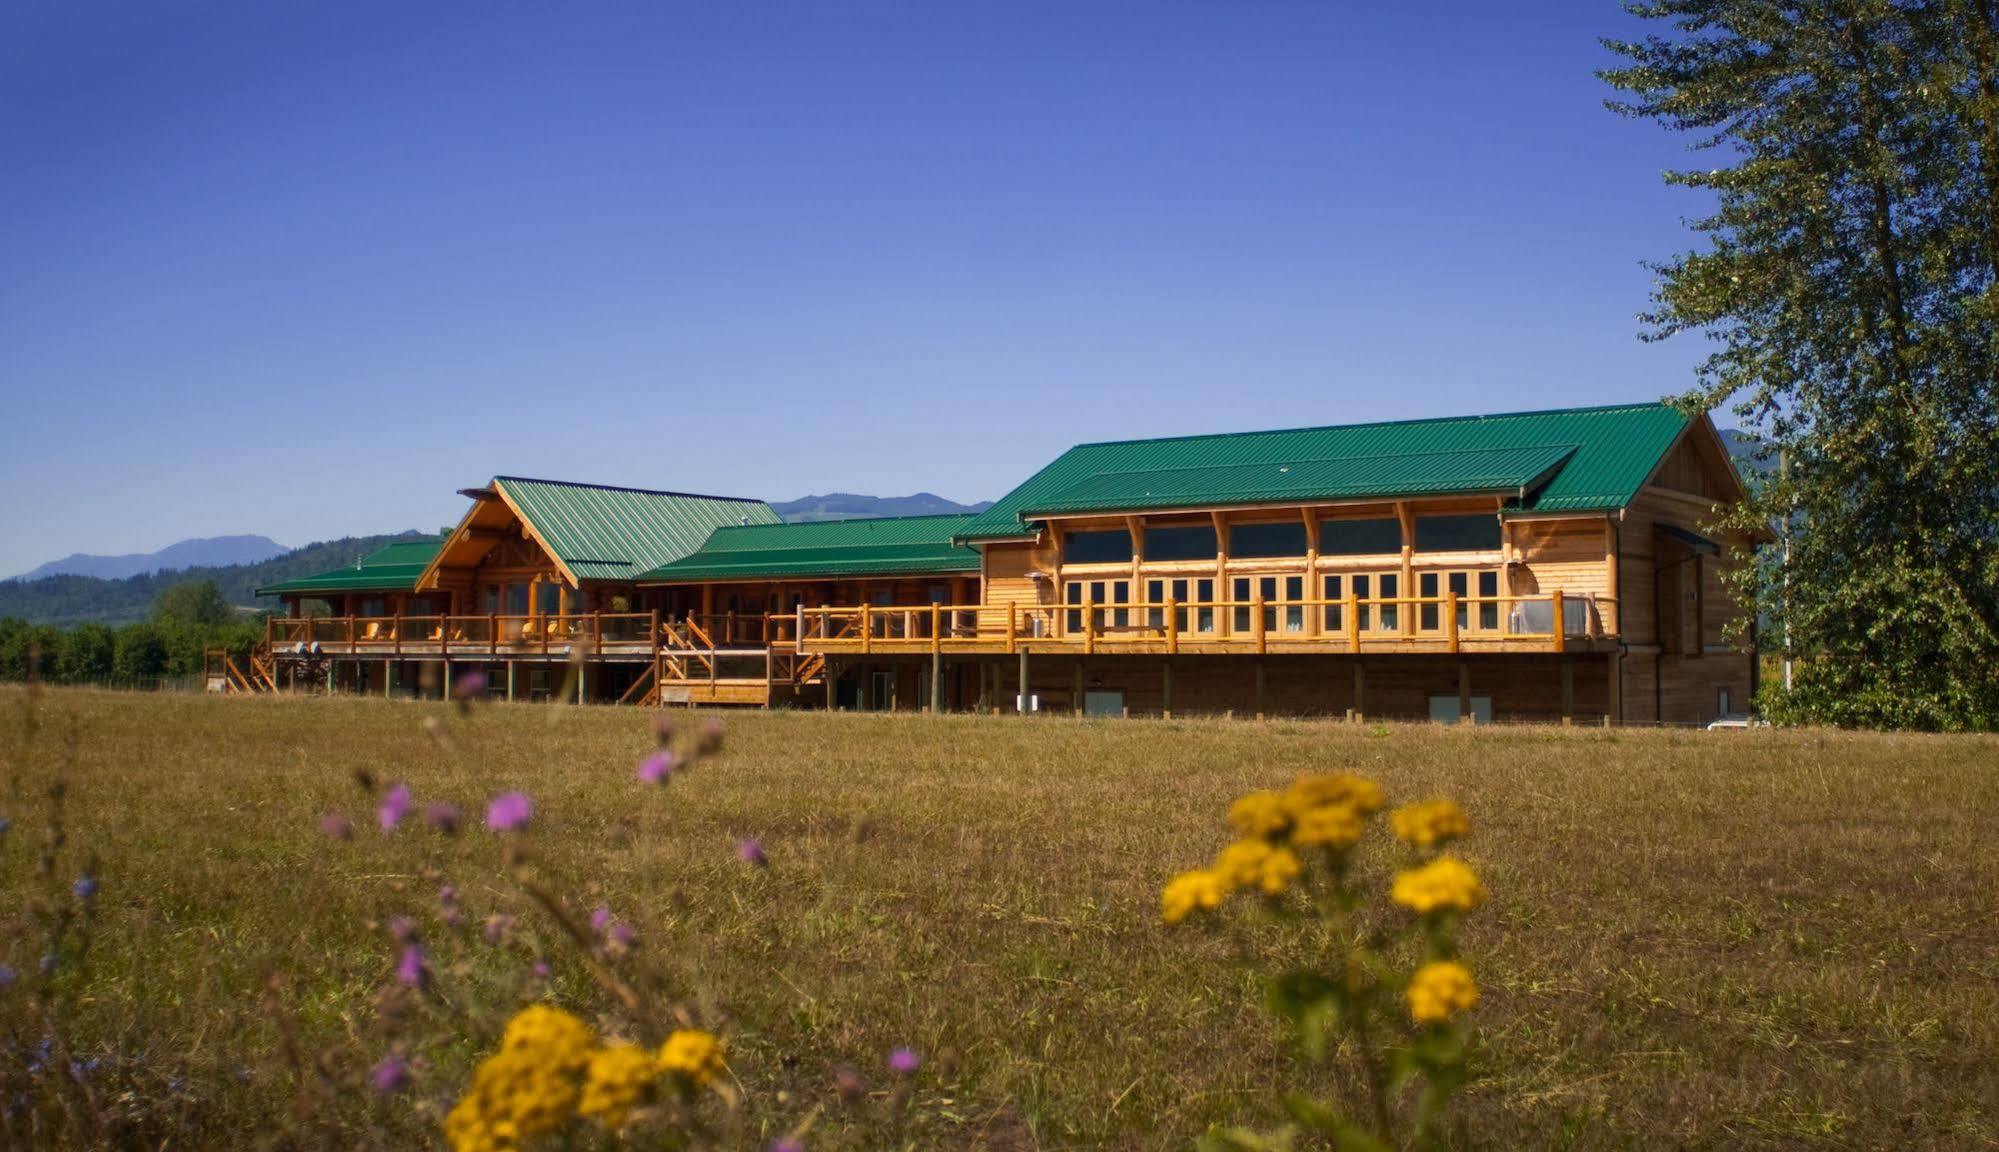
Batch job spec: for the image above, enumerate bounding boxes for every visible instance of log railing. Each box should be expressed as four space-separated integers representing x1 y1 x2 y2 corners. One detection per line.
794 592 1614 656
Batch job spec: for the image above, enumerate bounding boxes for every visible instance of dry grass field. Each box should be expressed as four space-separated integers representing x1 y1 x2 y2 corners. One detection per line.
3 686 1997 1150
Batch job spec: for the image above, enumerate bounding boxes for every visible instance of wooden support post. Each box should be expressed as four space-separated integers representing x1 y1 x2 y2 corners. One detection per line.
1162 661 1174 719
326 663 335 694
443 660 452 699
1551 589 1567 653
577 662 586 705
506 660 515 702
1445 591 1459 652
384 659 392 699
1006 602 1018 655
930 648 942 713
860 603 872 654
1252 592 1266 654
1457 661 1472 725
1254 660 1266 720
1353 662 1366 722
1083 597 1096 655
1017 648 1029 713
1561 660 1575 726
1606 650 1622 726
1165 597 1179 654
1346 592 1361 651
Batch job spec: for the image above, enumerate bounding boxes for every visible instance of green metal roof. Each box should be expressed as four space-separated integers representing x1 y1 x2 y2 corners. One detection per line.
255 538 444 597
1022 444 1578 517
495 477 779 583
957 403 1693 540
640 514 980 583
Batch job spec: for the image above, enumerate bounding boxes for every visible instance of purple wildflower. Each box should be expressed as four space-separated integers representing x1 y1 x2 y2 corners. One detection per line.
607 921 637 950
39 954 57 977
71 874 97 903
485 791 533 832
389 916 419 944
531 960 552 981
737 838 768 868
833 1066 866 1102
438 885 462 926
378 784 413 832
319 812 353 841
589 906 613 935
422 802 462 835
370 1053 410 1093
395 945 428 989
0 965 17 989
482 914 514 945
453 670 488 700
637 750 676 785
770 1140 806 1152
888 1047 920 1075
0 816 12 835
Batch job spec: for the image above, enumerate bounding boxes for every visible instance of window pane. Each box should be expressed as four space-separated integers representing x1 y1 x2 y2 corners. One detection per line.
1322 574 1343 631
1232 578 1252 633
1353 574 1371 631
1196 579 1215 631
1144 524 1218 561
1379 574 1399 631
1284 577 1304 631
1320 518 1402 556
1418 573 1438 631
1478 571 1499 629
1231 521 1308 558
1065 529 1133 564
1147 580 1164 628
1414 515 1501 552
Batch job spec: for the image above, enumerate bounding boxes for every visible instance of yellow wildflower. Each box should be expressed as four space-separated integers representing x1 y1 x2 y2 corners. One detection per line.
1390 856 1486 916
1405 960 1479 1024
578 1042 658 1129
1227 790 1291 839
1290 802 1366 849
657 1029 726 1088
1160 868 1229 924
1214 838 1302 896
447 1046 578 1149
501 1004 597 1075
1282 772 1385 818
1390 798 1469 848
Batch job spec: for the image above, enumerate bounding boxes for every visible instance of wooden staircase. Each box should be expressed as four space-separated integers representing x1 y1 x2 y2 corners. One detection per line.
208 644 278 694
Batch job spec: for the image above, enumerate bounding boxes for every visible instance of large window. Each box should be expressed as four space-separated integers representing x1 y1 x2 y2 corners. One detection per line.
1414 514 1501 552
1143 524 1218 561
537 582 563 616
1145 577 1216 633
1064 529 1133 565
1065 578 1132 630
1231 574 1306 633
1416 569 1501 632
1230 521 1308 559
1319 518 1402 556
1321 572 1399 633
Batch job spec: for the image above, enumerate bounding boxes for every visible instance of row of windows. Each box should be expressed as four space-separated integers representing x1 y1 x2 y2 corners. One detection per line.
1061 567 1507 635
1063 514 1501 565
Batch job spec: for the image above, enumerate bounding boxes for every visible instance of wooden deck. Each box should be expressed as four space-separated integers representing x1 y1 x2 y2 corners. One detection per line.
790 591 1618 658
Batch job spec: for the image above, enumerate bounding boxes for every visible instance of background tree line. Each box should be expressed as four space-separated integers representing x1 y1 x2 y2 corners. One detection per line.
1607 0 1999 730
0 580 263 685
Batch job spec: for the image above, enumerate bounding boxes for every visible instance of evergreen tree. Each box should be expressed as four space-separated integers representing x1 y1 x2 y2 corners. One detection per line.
1604 0 1999 729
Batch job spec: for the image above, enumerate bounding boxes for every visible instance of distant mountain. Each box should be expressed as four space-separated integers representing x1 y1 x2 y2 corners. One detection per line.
16 534 290 581
1718 427 1777 482
771 492 993 522
0 533 429 627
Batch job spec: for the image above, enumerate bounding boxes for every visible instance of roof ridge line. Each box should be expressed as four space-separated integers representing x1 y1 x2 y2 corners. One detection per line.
1062 401 1678 451
492 475 768 503
1068 441 1583 481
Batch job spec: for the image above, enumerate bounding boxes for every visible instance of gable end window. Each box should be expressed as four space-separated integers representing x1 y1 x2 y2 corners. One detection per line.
1229 521 1308 559
1143 524 1218 561
1064 529 1133 565
1414 514 1501 552
1319 518 1402 556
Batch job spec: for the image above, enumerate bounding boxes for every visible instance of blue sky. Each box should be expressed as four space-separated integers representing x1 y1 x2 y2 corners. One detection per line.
0 2 1709 577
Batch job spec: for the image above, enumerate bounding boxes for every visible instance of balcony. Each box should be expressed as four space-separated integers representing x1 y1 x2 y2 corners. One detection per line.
792 589 1615 657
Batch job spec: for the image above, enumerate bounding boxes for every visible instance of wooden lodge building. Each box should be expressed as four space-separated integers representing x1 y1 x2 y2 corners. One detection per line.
250 402 1756 725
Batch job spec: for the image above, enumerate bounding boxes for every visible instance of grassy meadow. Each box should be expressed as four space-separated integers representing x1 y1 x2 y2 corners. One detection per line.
3 686 1997 1150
